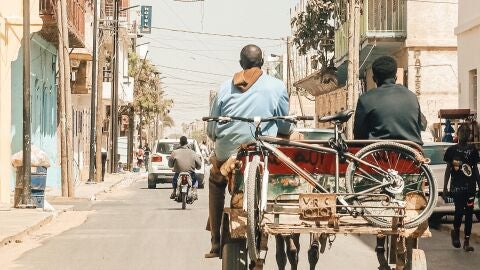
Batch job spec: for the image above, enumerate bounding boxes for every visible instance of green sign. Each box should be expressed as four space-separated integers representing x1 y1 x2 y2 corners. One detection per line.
140 6 152 34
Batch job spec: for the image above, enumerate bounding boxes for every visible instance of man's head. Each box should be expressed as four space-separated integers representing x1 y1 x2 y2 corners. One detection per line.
372 56 397 85
179 136 188 146
457 124 471 143
239 45 264 70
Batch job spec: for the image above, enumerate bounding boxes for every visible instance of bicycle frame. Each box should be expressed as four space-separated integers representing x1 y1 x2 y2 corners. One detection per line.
240 123 404 212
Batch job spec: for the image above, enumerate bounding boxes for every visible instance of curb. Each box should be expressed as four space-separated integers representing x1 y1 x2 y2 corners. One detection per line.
0 214 53 247
0 173 143 248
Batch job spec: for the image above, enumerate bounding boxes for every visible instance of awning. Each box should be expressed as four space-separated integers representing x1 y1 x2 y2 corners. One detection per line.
438 109 475 119
70 48 93 61
293 69 338 96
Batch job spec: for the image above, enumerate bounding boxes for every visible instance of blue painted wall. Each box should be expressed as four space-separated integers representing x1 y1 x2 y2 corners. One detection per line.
11 33 60 188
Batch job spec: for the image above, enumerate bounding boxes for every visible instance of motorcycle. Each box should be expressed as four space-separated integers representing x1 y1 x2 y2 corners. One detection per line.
175 172 197 209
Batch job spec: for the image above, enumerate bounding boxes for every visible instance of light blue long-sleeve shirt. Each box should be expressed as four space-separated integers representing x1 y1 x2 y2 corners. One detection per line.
207 73 292 162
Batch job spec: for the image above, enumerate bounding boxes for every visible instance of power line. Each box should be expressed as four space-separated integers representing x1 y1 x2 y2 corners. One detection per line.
150 26 285 41
148 44 237 62
163 75 220 85
155 64 230 77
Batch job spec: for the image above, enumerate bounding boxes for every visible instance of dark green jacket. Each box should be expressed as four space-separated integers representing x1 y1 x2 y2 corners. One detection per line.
353 79 423 145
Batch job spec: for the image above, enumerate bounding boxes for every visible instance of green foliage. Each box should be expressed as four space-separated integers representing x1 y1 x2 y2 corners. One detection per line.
291 0 337 69
129 51 174 129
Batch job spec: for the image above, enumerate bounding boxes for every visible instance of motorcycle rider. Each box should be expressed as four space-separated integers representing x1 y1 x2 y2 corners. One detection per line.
205 44 293 258
353 55 423 253
443 124 480 252
168 136 202 200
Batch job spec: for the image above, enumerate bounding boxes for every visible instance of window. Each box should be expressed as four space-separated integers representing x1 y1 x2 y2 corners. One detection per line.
470 69 478 111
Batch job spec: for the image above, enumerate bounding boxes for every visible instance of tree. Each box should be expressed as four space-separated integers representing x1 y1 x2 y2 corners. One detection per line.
291 0 337 70
128 51 174 132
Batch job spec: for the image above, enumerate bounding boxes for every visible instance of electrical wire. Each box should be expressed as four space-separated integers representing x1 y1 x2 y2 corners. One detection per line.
155 64 230 77
150 26 285 41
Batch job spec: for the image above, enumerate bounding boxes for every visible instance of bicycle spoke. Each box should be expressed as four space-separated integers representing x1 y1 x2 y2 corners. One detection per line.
355 168 383 184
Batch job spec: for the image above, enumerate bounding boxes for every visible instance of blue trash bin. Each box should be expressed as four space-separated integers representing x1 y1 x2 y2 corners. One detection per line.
30 167 47 208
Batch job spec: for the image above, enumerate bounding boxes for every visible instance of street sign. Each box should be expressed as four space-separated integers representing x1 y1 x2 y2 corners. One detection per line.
140 6 152 34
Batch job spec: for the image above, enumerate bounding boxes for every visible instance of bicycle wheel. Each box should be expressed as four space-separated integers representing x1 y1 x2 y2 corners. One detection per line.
345 142 437 228
246 155 262 262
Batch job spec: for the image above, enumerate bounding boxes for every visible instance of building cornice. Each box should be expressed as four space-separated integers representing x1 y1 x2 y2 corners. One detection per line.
455 16 480 35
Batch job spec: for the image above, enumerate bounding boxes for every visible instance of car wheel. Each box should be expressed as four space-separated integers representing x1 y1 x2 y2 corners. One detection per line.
148 174 156 189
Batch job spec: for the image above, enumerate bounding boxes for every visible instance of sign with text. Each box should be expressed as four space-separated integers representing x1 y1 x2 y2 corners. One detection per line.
140 6 152 34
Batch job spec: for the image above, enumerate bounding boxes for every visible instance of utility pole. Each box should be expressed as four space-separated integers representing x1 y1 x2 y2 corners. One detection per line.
60 0 75 197
95 0 107 182
346 0 361 139
286 36 292 97
110 0 120 173
88 0 99 183
56 0 68 197
20 0 33 207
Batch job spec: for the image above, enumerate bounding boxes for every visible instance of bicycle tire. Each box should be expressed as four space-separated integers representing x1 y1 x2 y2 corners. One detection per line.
246 155 261 262
345 141 438 228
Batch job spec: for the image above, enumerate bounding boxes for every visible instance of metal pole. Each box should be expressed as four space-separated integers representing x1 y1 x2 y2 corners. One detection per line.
110 0 119 173
88 0 99 183
21 0 33 207
346 0 361 139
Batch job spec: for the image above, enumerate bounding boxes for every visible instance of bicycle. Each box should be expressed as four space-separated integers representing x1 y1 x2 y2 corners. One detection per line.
203 110 437 264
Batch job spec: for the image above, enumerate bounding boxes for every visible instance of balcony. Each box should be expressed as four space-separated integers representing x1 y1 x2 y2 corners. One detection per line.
38 0 86 48
335 0 406 65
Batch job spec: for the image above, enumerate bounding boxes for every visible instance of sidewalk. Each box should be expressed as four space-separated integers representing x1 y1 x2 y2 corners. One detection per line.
0 172 143 248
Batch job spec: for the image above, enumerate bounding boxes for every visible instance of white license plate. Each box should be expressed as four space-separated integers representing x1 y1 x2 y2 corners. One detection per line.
181 186 188 192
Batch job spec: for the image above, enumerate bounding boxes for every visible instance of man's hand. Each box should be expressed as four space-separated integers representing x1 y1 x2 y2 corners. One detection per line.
442 190 450 203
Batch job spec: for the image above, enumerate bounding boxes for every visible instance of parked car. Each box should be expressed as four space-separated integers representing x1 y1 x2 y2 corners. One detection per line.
423 142 480 225
147 139 206 189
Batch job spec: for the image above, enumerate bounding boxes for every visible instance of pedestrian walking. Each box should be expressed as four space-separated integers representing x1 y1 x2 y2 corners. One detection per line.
443 124 480 252
136 146 144 168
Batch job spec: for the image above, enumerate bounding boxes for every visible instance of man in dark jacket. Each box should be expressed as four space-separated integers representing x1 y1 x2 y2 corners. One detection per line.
353 56 423 146
168 136 202 200
353 56 424 253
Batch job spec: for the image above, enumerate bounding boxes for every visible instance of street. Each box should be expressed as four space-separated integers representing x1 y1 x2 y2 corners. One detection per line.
0 175 478 270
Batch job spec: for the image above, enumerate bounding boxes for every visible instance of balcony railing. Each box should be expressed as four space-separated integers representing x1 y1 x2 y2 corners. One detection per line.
335 0 406 63
39 0 86 48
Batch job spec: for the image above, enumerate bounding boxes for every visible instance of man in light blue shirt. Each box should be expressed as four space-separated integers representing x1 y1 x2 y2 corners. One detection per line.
205 44 292 258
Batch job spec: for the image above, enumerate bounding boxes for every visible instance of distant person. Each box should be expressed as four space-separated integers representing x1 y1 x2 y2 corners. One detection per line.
136 146 144 168
144 143 151 171
353 55 423 253
200 140 209 161
101 148 107 181
443 125 480 252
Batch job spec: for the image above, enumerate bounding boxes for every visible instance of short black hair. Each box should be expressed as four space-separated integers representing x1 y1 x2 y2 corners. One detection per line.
180 136 188 146
240 44 264 69
372 56 397 83
457 124 471 141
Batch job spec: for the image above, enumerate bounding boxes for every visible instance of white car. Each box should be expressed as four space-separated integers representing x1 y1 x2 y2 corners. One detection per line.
147 139 206 189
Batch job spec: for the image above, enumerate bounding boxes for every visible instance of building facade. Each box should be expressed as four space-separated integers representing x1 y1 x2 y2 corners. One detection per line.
457 0 480 118
335 0 458 138
0 0 44 207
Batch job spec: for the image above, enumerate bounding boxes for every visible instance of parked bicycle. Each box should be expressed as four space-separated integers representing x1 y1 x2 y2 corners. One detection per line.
203 110 438 264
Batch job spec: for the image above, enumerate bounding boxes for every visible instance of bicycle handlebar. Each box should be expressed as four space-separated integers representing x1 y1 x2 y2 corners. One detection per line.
202 115 314 123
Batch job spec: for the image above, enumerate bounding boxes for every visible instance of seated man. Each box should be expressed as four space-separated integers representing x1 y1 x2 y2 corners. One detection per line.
168 136 202 200
353 56 423 252
205 44 293 258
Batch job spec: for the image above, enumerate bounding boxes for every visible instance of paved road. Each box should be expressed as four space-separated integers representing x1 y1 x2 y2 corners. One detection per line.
6 176 480 270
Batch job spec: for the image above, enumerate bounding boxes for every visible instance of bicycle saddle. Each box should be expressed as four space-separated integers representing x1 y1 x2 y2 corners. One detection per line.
319 110 354 123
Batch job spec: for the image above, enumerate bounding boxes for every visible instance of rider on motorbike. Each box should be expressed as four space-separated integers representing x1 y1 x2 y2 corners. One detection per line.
168 136 202 200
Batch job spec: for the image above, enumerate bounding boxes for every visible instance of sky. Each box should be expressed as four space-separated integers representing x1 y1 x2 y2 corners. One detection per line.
129 0 299 135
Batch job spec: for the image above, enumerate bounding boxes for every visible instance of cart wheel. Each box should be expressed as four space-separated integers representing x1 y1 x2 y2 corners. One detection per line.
222 240 248 270
409 249 427 270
